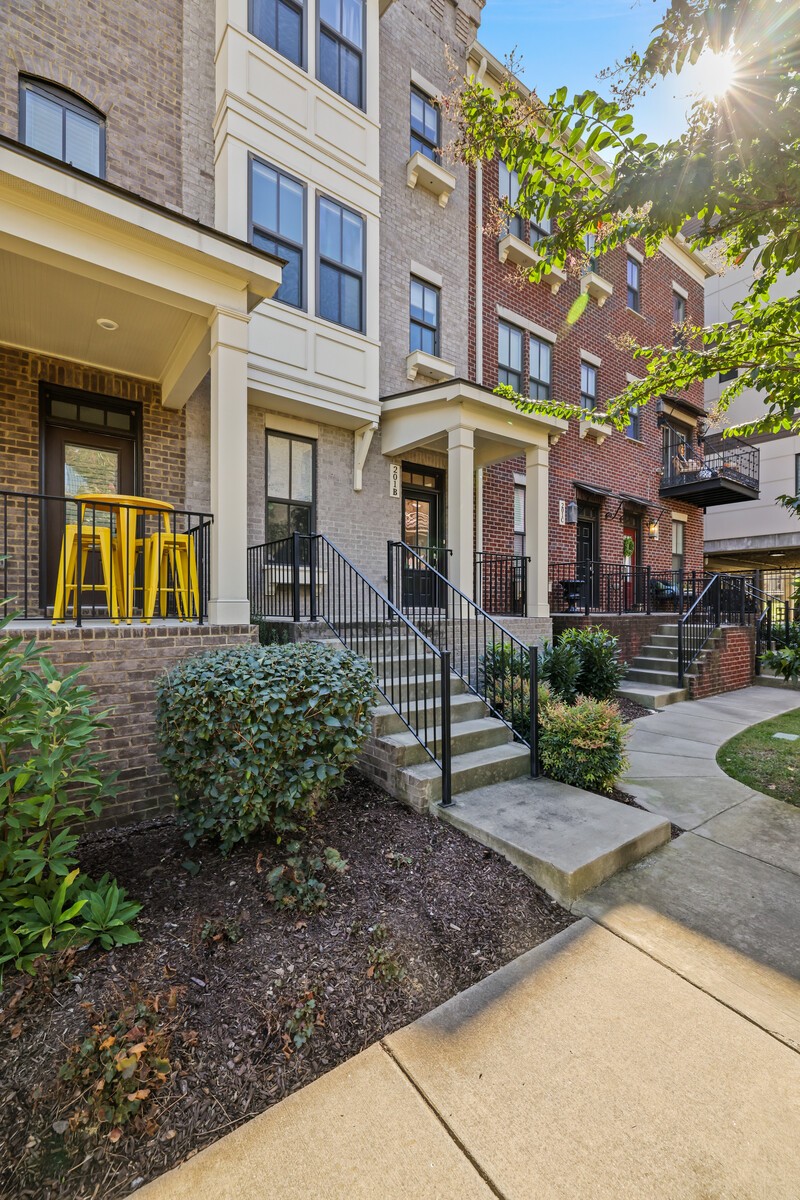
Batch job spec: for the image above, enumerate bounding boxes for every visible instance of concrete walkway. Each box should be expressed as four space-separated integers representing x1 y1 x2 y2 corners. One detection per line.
140 687 800 1199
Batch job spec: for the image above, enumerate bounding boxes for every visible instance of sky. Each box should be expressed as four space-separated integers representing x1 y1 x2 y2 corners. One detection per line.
477 0 711 142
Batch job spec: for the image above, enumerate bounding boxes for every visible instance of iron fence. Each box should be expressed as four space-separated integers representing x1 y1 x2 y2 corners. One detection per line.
549 560 707 616
475 551 529 617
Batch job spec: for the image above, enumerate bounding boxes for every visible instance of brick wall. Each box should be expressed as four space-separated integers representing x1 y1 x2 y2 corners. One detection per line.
687 626 756 699
7 624 257 826
472 159 706 576
0 0 214 220
552 614 676 667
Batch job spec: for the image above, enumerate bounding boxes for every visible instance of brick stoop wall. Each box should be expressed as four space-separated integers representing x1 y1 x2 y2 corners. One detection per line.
7 624 257 827
552 614 675 669
687 626 756 699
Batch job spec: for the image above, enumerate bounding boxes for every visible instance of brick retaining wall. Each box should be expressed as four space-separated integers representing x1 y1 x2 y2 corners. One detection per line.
687 626 756 699
552 614 674 668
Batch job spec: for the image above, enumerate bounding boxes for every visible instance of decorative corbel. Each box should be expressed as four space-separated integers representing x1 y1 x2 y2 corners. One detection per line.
353 421 378 492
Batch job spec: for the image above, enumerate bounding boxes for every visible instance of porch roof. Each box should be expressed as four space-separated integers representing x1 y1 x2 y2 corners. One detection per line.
0 137 283 408
380 378 567 466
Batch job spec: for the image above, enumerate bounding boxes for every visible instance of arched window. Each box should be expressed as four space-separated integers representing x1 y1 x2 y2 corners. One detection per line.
19 77 105 178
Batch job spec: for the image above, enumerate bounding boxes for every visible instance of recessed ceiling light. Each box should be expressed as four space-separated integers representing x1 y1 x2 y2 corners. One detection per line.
96 318 119 331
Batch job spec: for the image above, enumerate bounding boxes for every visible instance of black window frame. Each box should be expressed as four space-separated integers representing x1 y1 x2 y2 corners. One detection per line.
580 361 598 412
626 255 641 312
265 429 317 546
625 406 641 440
19 76 106 178
410 85 440 162
317 0 366 111
529 334 551 402
409 276 441 357
249 155 307 311
796 453 800 497
497 320 523 392
316 194 366 333
249 0 305 68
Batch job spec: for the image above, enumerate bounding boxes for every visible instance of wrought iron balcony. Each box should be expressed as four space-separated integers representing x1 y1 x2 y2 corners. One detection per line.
660 440 760 506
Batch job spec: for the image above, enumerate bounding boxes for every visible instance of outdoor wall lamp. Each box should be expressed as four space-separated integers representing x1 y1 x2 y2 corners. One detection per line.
565 500 578 524
649 519 660 539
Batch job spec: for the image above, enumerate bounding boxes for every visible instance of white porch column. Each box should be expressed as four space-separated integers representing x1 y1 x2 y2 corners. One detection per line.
209 307 251 624
447 425 475 599
525 444 550 618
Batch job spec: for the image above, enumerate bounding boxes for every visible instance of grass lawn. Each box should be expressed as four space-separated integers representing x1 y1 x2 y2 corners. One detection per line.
717 706 800 807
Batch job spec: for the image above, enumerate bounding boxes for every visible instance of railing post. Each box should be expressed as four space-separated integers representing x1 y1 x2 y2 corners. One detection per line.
677 621 684 687
291 531 301 623
714 574 721 628
739 576 746 626
645 566 651 615
439 650 452 807
387 540 394 609
309 535 318 622
528 644 539 778
584 563 591 617
75 516 83 628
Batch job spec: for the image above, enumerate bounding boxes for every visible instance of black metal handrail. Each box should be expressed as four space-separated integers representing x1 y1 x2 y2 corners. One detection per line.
549 560 706 616
475 551 529 617
677 572 760 684
388 539 538 771
248 532 453 805
662 438 760 492
1 489 211 625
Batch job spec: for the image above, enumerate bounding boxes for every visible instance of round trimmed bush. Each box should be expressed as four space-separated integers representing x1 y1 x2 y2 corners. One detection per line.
558 626 625 701
538 695 629 794
156 643 375 852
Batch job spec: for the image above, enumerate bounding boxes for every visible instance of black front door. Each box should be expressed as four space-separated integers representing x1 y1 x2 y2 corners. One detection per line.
401 465 445 608
576 504 599 606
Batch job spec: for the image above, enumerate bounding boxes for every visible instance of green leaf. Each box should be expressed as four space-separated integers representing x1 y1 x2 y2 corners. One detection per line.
565 293 589 325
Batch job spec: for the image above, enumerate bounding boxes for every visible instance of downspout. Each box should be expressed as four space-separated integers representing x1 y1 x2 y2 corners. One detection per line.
474 159 484 386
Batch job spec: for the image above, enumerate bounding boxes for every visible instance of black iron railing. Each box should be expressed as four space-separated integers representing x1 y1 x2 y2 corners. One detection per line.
475 551 529 616
662 439 760 492
549 561 706 616
388 539 538 770
1 490 211 625
677 572 760 684
248 532 453 805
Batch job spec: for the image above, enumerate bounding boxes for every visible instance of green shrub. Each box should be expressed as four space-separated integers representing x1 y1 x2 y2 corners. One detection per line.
558 626 626 700
0 610 141 980
540 638 581 703
760 624 800 682
539 696 629 794
156 643 375 853
479 643 551 740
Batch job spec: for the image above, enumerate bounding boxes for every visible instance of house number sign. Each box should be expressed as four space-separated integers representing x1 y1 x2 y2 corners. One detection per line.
389 461 401 498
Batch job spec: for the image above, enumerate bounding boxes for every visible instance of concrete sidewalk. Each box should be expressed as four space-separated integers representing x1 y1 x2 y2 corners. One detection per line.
139 688 800 1199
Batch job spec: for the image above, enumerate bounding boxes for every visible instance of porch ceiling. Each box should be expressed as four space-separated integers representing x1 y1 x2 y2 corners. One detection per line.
380 378 567 464
0 140 283 407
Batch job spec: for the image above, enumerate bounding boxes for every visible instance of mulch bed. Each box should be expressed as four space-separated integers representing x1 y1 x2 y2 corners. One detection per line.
615 695 657 722
0 773 575 1200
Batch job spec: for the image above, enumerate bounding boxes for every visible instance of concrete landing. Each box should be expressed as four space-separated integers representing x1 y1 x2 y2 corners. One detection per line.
437 774 670 904
616 681 687 708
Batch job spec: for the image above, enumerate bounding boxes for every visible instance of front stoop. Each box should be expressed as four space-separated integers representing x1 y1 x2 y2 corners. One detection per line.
435 775 670 905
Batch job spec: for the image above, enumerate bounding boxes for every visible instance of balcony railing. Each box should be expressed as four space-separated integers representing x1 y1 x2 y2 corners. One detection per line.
1 490 212 625
660 439 760 506
475 551 529 617
549 561 708 616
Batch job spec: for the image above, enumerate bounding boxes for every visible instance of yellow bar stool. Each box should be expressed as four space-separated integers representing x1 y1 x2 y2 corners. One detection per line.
51 523 121 624
142 515 200 622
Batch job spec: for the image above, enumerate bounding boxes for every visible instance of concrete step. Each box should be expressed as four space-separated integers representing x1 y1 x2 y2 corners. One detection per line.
637 644 679 662
377 717 513 768
399 742 531 805
624 666 681 687
376 673 468 703
371 692 488 737
616 682 688 708
437 775 670 904
754 672 800 691
651 632 680 647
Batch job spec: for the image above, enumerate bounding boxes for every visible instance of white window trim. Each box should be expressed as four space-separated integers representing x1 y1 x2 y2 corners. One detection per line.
626 242 644 263
263 412 319 439
626 372 641 385
410 69 441 100
496 305 557 343
581 350 602 368
671 511 688 522
672 281 689 300
513 472 526 487
411 260 443 288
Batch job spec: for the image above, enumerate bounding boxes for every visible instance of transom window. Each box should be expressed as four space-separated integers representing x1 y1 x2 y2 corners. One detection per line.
20 78 105 177
318 197 365 332
410 87 440 161
266 431 315 544
580 361 598 412
498 321 523 392
627 256 641 312
251 159 305 309
529 335 551 401
409 277 440 356
318 0 364 109
250 0 303 66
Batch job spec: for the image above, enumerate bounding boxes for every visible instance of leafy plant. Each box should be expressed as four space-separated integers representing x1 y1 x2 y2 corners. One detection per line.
0 608 141 979
282 990 324 1053
760 623 800 682
386 850 413 869
539 696 630 794
156 643 375 853
558 626 626 701
59 987 181 1140
265 843 348 913
540 639 581 704
200 916 242 945
366 923 406 984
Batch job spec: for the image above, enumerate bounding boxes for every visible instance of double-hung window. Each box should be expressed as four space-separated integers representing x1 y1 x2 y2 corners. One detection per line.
530 206 551 245
529 335 551 401
671 519 685 575
251 159 305 309
625 406 640 440
318 0 364 109
584 232 598 272
498 321 523 392
409 278 440 356
266 431 315 544
19 78 105 177
672 290 687 345
410 87 440 161
580 361 597 412
514 484 526 557
250 0 303 66
627 255 641 311
318 197 365 332
498 162 525 241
